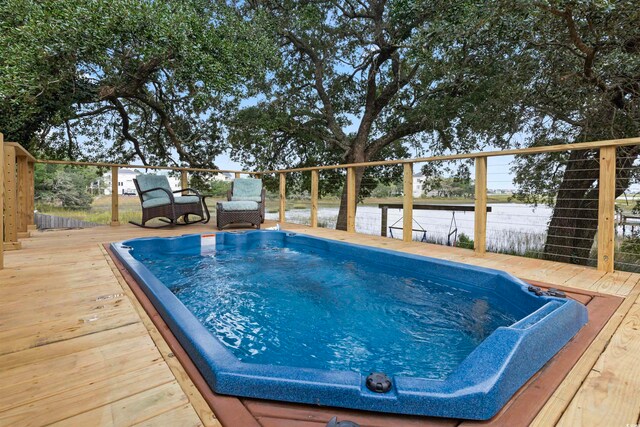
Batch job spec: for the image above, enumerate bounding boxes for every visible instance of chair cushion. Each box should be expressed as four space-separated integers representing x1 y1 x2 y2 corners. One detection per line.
175 195 201 205
142 198 171 208
232 178 262 198
231 195 262 202
142 195 200 208
219 201 260 211
136 174 173 202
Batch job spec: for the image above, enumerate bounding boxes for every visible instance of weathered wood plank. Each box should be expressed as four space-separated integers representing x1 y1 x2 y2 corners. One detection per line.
557 295 640 426
531 283 640 426
346 167 356 233
310 169 318 228
3 145 17 244
50 381 190 427
102 245 220 427
16 155 28 233
111 166 119 226
132 403 203 427
279 172 286 224
474 156 487 254
0 323 147 371
403 162 413 242
0 134 3 269
27 161 35 227
0 362 175 427
597 146 616 272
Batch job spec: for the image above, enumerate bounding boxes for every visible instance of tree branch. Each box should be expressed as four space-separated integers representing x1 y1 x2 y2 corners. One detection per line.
108 98 148 164
365 119 427 157
281 30 350 150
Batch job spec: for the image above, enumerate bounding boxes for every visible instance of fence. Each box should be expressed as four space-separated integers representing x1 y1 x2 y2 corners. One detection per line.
2 133 639 273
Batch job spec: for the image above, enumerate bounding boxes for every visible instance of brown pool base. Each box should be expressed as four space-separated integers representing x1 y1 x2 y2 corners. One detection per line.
107 245 623 427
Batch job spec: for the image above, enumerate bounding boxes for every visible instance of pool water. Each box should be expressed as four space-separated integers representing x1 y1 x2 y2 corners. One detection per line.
134 241 520 380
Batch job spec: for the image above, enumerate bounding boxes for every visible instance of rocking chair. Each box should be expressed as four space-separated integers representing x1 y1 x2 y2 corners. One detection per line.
130 174 210 228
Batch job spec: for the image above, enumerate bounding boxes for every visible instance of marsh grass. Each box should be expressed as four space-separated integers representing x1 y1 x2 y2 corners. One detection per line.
38 194 640 272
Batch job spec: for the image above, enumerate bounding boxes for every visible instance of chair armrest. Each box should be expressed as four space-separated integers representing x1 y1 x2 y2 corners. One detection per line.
172 188 202 196
227 189 233 201
139 187 175 202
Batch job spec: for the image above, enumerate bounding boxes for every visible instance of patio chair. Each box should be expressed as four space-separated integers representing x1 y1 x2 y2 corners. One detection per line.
226 178 266 222
130 174 210 228
216 178 265 230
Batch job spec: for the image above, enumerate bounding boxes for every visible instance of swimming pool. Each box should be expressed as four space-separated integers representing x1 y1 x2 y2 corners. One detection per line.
111 230 588 420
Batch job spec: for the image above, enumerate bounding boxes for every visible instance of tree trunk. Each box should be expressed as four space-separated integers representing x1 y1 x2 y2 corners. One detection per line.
335 148 367 231
544 146 638 265
335 166 366 230
543 150 599 264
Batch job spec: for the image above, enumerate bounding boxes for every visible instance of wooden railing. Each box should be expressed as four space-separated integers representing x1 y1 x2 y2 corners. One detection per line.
2 134 639 272
1 137 36 268
269 137 640 273
35 159 256 226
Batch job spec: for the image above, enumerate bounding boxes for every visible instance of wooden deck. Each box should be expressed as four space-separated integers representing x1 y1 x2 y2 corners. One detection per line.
1 222 640 426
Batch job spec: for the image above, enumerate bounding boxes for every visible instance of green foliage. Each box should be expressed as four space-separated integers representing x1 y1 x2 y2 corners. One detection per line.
370 183 402 198
620 237 640 256
0 0 275 166
35 164 100 209
456 233 474 250
208 180 232 197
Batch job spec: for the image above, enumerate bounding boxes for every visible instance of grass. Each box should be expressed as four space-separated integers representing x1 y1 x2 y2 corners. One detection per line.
36 195 227 225
38 194 640 273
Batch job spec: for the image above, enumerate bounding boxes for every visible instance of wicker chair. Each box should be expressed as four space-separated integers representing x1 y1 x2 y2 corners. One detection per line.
216 178 265 230
226 178 266 223
130 174 210 228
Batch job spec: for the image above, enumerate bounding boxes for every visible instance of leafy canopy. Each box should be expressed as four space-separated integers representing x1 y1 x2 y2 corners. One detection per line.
0 0 275 166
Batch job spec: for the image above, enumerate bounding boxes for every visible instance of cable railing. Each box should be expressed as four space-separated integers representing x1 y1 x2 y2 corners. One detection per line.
2 133 640 273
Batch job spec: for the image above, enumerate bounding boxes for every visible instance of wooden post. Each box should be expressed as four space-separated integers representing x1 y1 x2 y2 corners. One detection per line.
403 163 413 242
279 173 286 224
4 145 19 249
474 156 487 254
346 167 356 233
597 146 616 272
27 162 35 229
111 166 119 226
0 134 4 269
180 170 188 194
310 170 318 227
16 156 29 235
381 206 388 237
235 172 241 179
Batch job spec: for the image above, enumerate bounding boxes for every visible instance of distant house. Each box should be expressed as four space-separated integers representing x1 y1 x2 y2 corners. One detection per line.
211 172 233 182
412 173 426 197
101 169 181 195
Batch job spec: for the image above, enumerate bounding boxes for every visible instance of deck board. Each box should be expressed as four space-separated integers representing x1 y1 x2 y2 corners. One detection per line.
1 222 639 426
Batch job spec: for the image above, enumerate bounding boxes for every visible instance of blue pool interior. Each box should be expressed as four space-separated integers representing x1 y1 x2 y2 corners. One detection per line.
112 230 589 420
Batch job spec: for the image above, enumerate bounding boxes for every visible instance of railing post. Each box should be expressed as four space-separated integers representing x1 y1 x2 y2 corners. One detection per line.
180 170 188 194
381 206 388 237
346 167 356 233
0 134 4 269
310 169 318 227
235 172 241 179
3 144 19 250
403 163 413 242
27 161 35 230
16 155 28 235
111 166 119 226
597 146 616 272
474 156 487 254
279 172 286 224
